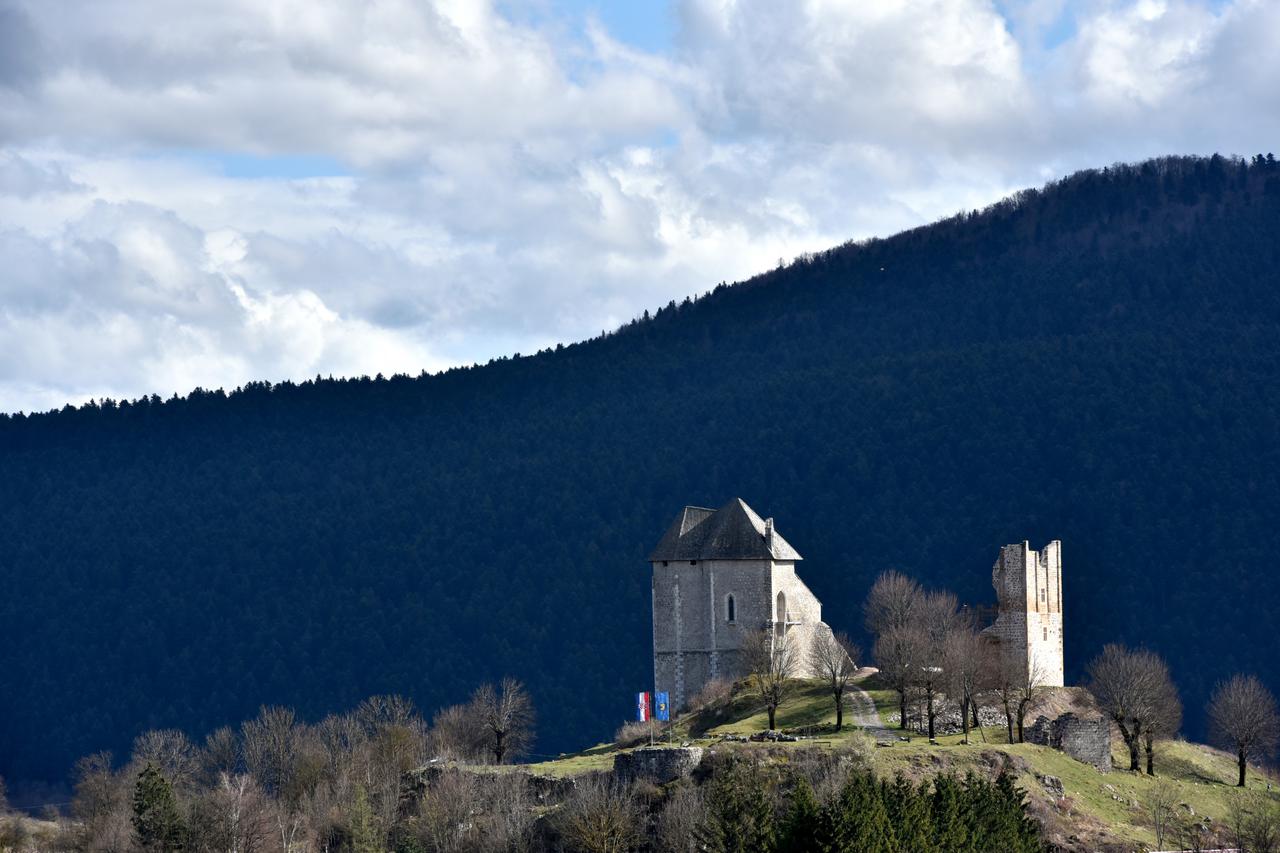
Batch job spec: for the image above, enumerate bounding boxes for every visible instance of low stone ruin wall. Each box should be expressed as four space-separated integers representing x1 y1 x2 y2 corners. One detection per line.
1025 713 1111 773
612 746 704 785
398 763 578 818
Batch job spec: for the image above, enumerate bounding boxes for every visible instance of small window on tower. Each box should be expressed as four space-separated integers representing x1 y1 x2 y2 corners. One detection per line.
1043 626 1048 641
726 595 736 623
1040 588 1046 602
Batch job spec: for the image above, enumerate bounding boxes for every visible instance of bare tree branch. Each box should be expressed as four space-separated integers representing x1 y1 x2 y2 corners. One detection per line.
808 630 860 731
470 678 535 765
1088 644 1180 772
1209 674 1280 788
863 570 922 637
741 626 797 730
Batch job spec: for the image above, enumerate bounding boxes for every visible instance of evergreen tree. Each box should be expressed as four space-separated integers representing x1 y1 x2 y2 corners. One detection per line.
959 773 994 851
779 778 824 853
349 784 383 853
696 760 777 853
741 781 777 853
132 764 186 853
835 774 898 853
986 772 1044 853
929 775 969 853
885 775 934 853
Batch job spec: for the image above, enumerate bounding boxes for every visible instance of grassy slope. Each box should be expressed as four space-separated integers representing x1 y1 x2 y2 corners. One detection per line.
521 677 1280 850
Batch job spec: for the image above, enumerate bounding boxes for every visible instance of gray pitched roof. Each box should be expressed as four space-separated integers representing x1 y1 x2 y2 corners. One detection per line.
649 498 803 562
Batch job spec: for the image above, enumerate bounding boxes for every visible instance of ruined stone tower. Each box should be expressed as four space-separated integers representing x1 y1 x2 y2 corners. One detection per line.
650 498 835 710
981 540 1064 688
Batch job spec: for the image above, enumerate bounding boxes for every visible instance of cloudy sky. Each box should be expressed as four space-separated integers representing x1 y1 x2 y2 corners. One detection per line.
1 0 1277 414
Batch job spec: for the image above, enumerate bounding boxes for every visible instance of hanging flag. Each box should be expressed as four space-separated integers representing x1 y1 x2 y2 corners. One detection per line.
636 691 650 722
656 692 670 721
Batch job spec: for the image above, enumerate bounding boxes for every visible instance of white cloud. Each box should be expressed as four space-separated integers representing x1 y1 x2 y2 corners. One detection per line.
676 0 1031 147
1071 0 1215 109
0 196 446 410
1 0 1279 413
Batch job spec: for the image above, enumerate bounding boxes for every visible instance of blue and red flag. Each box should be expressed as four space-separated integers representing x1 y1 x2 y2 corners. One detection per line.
636 691 650 722
656 692 670 721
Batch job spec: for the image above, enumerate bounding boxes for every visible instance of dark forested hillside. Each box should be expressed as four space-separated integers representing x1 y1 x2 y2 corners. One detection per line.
3 154 1280 788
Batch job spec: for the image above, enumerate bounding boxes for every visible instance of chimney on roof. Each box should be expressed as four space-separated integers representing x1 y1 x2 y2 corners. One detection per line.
765 518 774 549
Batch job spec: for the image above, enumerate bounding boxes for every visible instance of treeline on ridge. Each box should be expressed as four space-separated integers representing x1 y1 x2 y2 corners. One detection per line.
0 688 1044 853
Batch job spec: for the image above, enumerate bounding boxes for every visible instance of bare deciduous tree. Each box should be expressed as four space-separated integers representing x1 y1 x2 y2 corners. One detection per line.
241 706 323 853
70 752 133 853
242 707 304 798
992 650 1019 745
471 678 535 765
313 712 365 805
1220 791 1279 853
131 729 200 793
872 625 923 732
403 768 483 853
1208 673 1280 788
741 626 798 730
990 647 1049 745
808 630 860 731
945 619 989 745
354 695 427 827
475 771 535 852
1243 795 1280 853
1146 776 1179 851
429 702 487 762
201 727 241 785
188 773 274 853
1143 661 1182 776
863 570 922 637
1088 644 1175 771
555 775 642 853
916 590 958 740
1014 653 1050 744
655 785 705 853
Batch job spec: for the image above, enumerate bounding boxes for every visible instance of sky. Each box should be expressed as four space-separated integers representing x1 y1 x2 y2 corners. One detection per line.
1 0 1278 414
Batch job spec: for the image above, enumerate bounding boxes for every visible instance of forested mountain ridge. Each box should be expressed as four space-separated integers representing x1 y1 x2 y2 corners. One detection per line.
3 154 1279 788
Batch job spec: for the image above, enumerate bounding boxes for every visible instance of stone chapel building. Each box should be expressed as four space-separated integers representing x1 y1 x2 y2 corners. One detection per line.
649 498 836 710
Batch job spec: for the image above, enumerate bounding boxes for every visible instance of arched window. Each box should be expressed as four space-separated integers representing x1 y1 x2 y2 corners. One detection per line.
726 594 736 623
775 591 788 636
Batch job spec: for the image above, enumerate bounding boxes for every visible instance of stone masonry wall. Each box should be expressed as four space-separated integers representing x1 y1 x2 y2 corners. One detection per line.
653 559 773 709
985 541 1064 689
772 563 835 675
613 747 704 785
653 558 833 710
1026 713 1111 773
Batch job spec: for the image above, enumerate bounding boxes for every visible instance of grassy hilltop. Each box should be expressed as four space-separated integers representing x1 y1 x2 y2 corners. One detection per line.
521 675 1280 851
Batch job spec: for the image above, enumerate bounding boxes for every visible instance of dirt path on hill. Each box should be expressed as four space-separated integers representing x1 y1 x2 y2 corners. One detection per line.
847 681 897 744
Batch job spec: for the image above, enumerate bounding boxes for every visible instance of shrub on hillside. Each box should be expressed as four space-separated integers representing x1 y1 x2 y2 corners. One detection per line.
840 731 877 773
613 721 653 749
655 784 704 853
685 678 736 737
689 678 733 714
787 741 875 804
552 774 642 853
